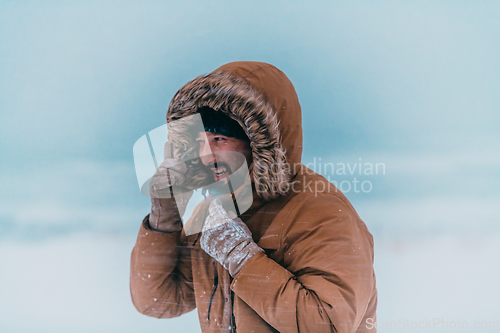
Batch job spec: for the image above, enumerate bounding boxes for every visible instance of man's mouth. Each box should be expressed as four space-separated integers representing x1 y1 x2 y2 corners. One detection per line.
211 165 229 181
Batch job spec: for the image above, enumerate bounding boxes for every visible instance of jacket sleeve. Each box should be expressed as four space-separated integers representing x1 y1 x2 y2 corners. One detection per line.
130 215 195 318
230 194 376 333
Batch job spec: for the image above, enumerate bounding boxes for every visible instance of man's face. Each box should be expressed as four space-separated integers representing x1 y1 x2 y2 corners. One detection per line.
196 131 252 182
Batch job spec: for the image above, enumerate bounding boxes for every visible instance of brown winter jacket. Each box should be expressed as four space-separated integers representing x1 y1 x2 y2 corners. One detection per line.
130 61 377 333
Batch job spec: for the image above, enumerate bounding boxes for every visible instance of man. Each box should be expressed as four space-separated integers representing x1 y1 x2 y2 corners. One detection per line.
130 61 377 332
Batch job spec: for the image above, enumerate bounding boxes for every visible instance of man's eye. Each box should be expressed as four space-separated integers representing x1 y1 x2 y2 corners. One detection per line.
214 137 226 142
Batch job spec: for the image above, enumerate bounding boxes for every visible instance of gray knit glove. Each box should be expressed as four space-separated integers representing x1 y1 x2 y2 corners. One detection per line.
200 198 264 277
149 158 192 232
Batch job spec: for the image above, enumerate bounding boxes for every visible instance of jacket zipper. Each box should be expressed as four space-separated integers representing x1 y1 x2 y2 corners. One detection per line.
230 289 236 332
207 260 218 322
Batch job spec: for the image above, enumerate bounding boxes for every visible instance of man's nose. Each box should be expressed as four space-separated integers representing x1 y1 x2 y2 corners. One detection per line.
199 140 216 166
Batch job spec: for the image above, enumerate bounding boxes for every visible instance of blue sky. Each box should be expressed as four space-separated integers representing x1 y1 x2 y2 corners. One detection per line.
1 0 499 237
1 1 499 332
0 1 500 236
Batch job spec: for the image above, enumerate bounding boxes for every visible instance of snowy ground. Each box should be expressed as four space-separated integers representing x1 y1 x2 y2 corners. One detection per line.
1 159 498 332
374 233 500 332
1 231 498 333
0 233 201 333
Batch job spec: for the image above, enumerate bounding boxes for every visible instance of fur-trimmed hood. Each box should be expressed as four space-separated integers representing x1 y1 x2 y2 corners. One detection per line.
166 61 303 201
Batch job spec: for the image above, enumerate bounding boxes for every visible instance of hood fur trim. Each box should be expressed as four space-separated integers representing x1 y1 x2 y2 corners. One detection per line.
166 70 290 201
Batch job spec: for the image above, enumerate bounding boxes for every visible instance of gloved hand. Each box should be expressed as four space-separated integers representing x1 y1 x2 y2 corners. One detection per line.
149 158 192 232
200 198 264 277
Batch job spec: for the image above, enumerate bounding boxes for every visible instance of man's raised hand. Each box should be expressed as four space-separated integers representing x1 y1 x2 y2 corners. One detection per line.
149 158 192 232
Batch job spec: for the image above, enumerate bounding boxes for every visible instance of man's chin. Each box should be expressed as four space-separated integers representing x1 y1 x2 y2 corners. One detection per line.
206 178 231 196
